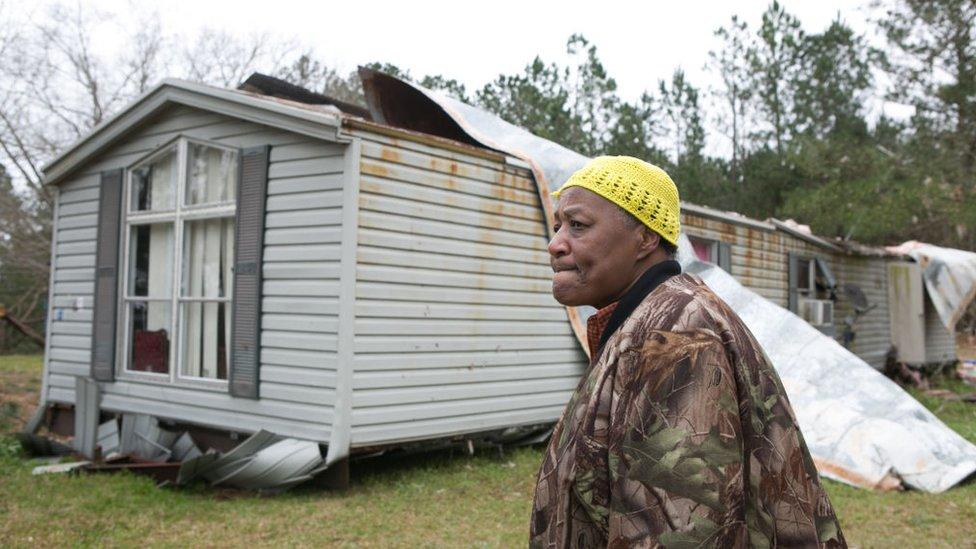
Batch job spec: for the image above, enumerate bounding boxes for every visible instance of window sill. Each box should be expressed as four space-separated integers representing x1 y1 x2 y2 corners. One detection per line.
115 371 230 392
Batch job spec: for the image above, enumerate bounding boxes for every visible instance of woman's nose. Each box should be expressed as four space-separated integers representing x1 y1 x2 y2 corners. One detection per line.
548 230 569 258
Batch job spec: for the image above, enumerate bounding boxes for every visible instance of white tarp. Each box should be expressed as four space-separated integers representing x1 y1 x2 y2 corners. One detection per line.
364 73 976 492
888 241 976 331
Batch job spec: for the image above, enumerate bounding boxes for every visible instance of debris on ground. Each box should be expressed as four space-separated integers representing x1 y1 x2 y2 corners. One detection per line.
960 360 976 386
924 389 976 403
18 413 327 492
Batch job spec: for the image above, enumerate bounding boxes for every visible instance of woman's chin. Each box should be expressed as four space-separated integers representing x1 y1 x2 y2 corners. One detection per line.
552 283 583 306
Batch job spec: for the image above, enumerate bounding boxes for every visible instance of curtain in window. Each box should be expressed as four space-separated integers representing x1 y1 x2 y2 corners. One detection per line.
691 239 712 263
181 144 237 379
186 144 236 206
132 149 176 212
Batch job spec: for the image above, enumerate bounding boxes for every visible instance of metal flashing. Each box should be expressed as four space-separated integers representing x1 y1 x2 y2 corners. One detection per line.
682 202 776 231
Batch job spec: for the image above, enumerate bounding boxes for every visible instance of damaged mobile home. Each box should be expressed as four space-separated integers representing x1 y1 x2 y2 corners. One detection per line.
28 70 976 491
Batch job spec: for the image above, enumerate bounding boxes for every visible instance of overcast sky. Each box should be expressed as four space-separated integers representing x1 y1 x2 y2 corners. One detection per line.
25 0 893 157
82 0 880 100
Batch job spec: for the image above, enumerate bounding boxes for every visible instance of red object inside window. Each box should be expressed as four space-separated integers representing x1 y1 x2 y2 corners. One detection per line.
132 329 169 373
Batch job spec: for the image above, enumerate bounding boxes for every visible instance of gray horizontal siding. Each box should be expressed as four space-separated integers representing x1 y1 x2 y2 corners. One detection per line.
832 256 892 369
349 130 586 445
925 294 957 363
45 174 99 402
43 103 343 442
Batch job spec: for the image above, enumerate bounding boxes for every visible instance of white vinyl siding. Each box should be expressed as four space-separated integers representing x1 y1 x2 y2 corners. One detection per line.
348 131 587 445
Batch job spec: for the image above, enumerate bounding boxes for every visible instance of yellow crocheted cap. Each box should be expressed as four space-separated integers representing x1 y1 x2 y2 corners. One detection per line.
552 156 681 245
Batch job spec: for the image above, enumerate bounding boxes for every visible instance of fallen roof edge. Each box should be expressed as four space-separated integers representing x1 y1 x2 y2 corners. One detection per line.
43 78 344 185
769 218 844 252
682 202 777 231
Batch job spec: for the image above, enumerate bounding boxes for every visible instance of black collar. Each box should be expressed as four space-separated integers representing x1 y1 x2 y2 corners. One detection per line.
597 259 682 352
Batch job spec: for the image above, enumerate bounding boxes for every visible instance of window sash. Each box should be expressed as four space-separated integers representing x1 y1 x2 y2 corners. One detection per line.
118 137 238 386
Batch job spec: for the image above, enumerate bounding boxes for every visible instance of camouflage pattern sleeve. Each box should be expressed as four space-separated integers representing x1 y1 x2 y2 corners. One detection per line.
606 330 748 547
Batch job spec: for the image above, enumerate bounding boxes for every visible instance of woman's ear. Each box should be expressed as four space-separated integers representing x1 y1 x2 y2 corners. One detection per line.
634 226 660 261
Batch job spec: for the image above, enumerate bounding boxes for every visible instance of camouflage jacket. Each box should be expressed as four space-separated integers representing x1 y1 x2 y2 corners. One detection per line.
530 273 846 548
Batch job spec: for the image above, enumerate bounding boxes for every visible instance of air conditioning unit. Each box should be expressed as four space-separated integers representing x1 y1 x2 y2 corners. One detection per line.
799 299 833 326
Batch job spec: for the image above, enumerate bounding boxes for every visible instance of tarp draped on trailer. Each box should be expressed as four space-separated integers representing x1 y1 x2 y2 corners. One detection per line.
358 68 976 492
678 238 976 492
888 241 976 331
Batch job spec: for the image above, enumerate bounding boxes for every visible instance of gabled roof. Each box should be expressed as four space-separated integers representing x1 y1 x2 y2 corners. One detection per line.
42 78 346 185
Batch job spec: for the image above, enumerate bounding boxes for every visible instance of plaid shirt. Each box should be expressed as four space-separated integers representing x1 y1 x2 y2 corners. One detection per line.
586 302 619 358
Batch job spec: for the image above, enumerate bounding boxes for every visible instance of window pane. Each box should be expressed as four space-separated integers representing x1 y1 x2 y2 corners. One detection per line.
128 223 173 297
185 143 238 206
689 237 715 263
131 148 177 211
797 259 812 291
181 301 229 380
181 217 235 298
127 301 172 374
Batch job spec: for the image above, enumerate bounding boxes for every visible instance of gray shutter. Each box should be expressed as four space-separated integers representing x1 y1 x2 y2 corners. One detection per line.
91 168 124 381
787 252 799 313
230 145 270 398
717 242 732 273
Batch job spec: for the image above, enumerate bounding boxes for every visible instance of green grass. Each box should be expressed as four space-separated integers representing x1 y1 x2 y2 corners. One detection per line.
2 354 976 547
0 354 43 433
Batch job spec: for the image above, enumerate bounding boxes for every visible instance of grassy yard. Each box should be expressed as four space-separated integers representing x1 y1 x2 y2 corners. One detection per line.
2 354 975 547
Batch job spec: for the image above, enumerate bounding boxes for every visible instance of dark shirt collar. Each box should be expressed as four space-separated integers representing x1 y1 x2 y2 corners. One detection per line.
596 259 682 353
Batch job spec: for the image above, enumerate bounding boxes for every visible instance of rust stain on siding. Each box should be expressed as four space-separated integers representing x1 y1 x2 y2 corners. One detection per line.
378 147 402 163
360 162 390 178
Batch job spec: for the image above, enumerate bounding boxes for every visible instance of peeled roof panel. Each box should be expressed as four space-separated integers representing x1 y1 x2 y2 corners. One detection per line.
889 241 976 331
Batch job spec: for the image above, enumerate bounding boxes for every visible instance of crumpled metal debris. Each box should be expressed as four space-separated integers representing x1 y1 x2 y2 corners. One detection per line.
179 429 324 491
361 71 976 492
32 460 91 475
28 414 326 492
887 241 976 331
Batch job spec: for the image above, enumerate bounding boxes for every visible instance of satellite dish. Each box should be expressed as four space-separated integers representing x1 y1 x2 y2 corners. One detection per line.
841 284 871 312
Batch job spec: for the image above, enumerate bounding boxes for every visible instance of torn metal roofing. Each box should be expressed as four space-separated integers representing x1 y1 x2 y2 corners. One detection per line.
238 72 372 119
677 234 976 492
889 241 976 331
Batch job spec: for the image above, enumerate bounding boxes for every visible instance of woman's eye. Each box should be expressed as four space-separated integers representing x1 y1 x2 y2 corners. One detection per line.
570 220 584 229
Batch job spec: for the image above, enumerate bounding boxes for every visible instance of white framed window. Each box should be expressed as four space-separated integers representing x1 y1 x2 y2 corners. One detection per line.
119 137 238 386
689 236 719 263
688 235 732 272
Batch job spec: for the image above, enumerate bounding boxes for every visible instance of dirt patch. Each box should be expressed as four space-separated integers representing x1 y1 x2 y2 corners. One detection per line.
957 333 976 361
